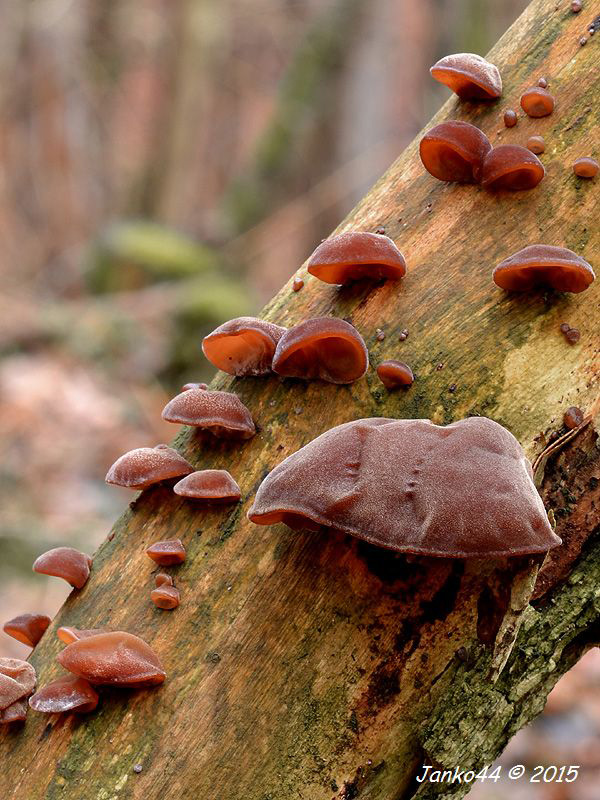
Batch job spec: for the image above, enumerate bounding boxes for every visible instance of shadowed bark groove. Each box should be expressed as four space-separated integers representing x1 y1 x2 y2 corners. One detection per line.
1 1 599 798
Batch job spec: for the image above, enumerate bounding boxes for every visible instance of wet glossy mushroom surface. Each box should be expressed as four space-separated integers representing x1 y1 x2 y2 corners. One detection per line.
573 157 599 178
430 53 502 99
105 445 194 489
146 539 186 566
162 389 256 439
0 658 37 714
202 317 287 376
0 698 28 724
33 547 92 589
493 245 595 293
248 417 560 558
306 231 406 284
174 470 241 502
3 614 52 648
520 87 555 117
481 145 544 190
57 631 166 687
57 627 105 645
420 121 492 183
376 361 414 389
29 675 99 714
151 585 180 610
272 318 368 384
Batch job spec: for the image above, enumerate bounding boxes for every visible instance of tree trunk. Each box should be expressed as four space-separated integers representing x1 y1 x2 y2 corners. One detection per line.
2 1 599 797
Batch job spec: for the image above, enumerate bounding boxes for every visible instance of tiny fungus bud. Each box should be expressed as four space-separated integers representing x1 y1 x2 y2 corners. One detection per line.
429 53 502 100
155 573 173 588
420 121 492 183
162 390 256 439
526 135 545 155
564 406 584 429
565 328 581 344
33 547 92 589
29 676 99 714
106 445 193 489
503 109 518 127
481 145 545 190
520 87 555 117
399 329 409 341
146 539 186 566
202 317 287 377
537 77 548 88
573 157 599 178
376 361 414 389
571 0 582 11
3 614 51 648
306 231 406 285
375 329 385 341
173 470 241 503
579 35 588 45
559 322 571 333
151 585 180 610
493 245 595 293
0 658 37 715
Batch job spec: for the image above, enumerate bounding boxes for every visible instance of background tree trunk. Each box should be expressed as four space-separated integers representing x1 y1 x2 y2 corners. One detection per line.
1 0 599 798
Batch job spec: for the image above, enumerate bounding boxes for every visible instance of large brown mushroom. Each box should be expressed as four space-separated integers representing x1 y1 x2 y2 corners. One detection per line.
33 547 92 589
481 145 545 190
430 53 502 100
105 444 194 489
306 231 406 285
174 470 241 503
0 658 36 721
248 417 560 558
162 389 256 439
3 614 51 648
29 675 99 714
272 318 368 384
202 317 287 376
419 121 492 183
493 245 595 293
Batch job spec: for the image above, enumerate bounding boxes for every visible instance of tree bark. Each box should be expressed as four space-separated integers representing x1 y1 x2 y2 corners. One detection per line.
1 1 599 798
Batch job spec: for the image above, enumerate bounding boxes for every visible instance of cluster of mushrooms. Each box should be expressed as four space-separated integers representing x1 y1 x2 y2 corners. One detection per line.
2 43 596 727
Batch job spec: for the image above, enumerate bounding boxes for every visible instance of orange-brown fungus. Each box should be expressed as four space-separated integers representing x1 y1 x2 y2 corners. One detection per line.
162 389 256 439
146 539 186 566
57 627 105 645
105 444 193 489
0 658 36 718
57 631 166 687
430 53 502 99
155 573 173 587
151 585 180 610
493 245 595 293
564 406 584 429
503 109 518 127
526 136 545 155
3 613 51 647
248 417 560 558
520 87 555 117
376 361 414 389
202 317 287 376
174 470 241 502
272 318 368 384
33 547 92 589
566 328 581 344
29 675 99 714
306 231 406 285
481 145 544 190
420 121 492 183
573 157 599 178
0 698 28 724
292 278 304 292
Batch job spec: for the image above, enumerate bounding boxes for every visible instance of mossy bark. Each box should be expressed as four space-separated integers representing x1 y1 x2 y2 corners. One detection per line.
1 1 599 798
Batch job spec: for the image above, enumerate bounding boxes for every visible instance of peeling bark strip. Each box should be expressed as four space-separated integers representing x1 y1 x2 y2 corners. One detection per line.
1 1 599 798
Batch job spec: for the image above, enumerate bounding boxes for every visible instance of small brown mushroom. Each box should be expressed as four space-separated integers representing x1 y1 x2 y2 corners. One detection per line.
271 318 368 384
174 470 241 503
151 585 180 610
3 614 51 648
565 328 581 344
520 87 555 118
57 627 105 645
33 547 92 589
503 109 518 127
0 658 36 713
106 445 194 489
306 231 406 285
573 157 599 178
526 135 545 155
146 539 186 566
29 675 99 714
162 389 256 439
57 631 166 687
564 406 584 429
292 277 304 292
376 361 414 389
537 77 548 88
493 245 595 293
481 145 545 190
155 573 173 587
430 53 502 100
419 121 492 183
202 317 287 376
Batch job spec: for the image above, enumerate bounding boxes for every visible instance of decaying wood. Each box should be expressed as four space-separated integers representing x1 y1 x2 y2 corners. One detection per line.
1 1 599 798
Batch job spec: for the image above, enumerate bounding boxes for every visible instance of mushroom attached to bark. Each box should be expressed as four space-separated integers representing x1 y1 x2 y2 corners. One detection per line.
162 389 256 439
202 317 287 376
376 361 414 389
520 87 555 117
481 145 544 190
272 318 368 384
419 121 492 183
33 547 92 589
29 675 99 714
57 627 105 645
3 614 51 648
248 416 560 558
106 445 193 489
0 658 36 718
573 157 599 178
57 631 166 687
151 585 180 610
174 470 241 503
155 573 173 587
430 53 502 100
306 231 406 285
493 245 595 293
146 539 186 566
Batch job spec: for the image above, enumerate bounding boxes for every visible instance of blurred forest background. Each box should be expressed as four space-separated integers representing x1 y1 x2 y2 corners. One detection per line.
0 1 598 797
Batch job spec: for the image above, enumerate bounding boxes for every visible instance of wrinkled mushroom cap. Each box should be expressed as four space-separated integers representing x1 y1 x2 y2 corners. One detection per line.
0 658 37 711
481 145 544 190
3 614 51 648
57 626 106 645
151 585 180 610
105 445 193 489
29 675 99 714
33 547 92 589
146 539 186 566
306 232 406 284
376 361 414 389
57 631 166 687
173 469 241 502
162 389 256 439
272 318 368 384
202 317 287 376
248 417 561 558
520 87 555 117
493 245 595 293
0 698 28 723
430 53 502 99
419 121 492 183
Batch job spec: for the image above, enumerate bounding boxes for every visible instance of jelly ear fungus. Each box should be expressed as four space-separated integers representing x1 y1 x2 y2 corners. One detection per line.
419 121 492 183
